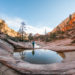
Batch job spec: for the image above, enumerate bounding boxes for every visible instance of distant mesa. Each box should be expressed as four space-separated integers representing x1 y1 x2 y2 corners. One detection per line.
34 33 40 37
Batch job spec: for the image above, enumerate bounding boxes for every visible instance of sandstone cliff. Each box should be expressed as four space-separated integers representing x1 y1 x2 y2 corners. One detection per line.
52 13 75 33
0 19 20 37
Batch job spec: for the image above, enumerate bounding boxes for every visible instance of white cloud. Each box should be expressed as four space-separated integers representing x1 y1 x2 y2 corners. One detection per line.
0 14 53 34
26 25 52 34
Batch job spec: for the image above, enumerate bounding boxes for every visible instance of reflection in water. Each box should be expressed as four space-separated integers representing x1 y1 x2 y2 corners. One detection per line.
20 52 25 60
14 49 63 64
57 52 65 58
14 49 24 52
32 49 35 55
57 51 75 62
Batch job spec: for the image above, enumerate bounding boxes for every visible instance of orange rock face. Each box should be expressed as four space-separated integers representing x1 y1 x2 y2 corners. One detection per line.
52 13 75 33
0 19 20 37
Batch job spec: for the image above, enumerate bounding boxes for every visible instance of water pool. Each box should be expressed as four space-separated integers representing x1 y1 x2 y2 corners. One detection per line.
14 49 63 64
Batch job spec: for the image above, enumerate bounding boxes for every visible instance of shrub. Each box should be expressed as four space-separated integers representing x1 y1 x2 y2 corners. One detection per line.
71 40 75 43
50 32 57 39
28 33 33 41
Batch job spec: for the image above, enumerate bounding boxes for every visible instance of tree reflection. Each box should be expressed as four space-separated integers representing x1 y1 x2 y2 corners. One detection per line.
20 51 25 60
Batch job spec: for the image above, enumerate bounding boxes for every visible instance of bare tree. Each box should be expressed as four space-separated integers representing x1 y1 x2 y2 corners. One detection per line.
18 22 26 41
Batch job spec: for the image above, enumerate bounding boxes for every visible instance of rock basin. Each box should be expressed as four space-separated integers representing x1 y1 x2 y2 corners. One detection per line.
14 49 63 64
1 39 75 74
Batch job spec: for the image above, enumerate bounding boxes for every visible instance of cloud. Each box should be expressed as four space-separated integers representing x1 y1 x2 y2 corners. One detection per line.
26 25 52 34
0 14 53 34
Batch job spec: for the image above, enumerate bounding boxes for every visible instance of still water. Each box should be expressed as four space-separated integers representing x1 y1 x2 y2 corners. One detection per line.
14 49 63 64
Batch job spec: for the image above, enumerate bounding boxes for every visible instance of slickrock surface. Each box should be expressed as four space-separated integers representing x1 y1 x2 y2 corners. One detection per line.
0 39 75 74
0 40 20 75
5 39 33 49
0 63 20 75
37 38 75 52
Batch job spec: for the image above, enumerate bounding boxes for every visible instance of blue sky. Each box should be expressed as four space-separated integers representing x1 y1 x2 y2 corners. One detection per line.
0 0 75 34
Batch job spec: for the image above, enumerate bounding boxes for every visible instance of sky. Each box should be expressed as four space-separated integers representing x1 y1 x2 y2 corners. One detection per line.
0 0 75 34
